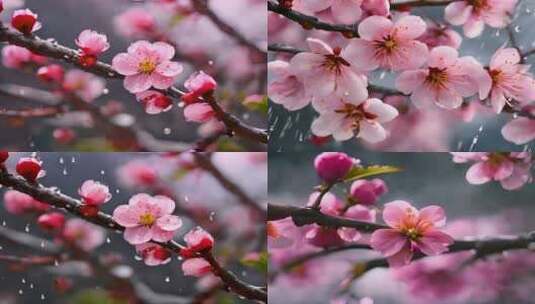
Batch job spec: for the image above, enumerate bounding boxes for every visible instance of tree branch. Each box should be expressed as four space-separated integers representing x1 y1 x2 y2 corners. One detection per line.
0 167 267 303
0 25 267 145
194 153 266 219
192 0 266 59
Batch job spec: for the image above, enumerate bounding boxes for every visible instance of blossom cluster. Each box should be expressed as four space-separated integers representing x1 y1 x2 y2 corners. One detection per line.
269 0 535 148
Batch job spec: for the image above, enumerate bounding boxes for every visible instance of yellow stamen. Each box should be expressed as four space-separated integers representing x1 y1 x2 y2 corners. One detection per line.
139 213 155 226
138 59 156 74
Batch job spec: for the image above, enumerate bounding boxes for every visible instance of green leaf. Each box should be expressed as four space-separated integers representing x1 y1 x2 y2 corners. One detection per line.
70 290 128 304
243 95 268 114
344 165 402 182
240 251 268 274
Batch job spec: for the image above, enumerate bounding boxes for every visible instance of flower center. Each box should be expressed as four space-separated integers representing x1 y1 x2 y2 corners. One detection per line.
489 69 502 85
335 103 377 133
322 47 350 75
468 0 488 13
425 67 449 88
403 227 421 241
377 35 397 53
139 213 156 226
138 59 157 74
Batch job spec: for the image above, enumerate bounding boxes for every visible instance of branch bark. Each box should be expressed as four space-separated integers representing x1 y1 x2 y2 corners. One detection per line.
0 168 267 303
0 26 267 146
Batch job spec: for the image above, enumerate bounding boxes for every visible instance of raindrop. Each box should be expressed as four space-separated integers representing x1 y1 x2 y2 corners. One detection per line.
59 157 64 164
40 294 46 300
209 212 215 222
71 157 76 163
54 259 59 266
24 224 30 233
62 168 68 175
29 283 34 289
18 289 23 295
163 128 172 135
1 221 6 226
21 278 26 284
102 88 109 95
106 237 111 244
514 25 520 32
164 276 171 283
208 60 214 66
100 170 106 175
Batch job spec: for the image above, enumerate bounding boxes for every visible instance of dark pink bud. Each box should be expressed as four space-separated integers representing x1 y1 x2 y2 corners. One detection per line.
37 64 65 83
53 128 76 144
0 151 8 164
349 178 388 205
37 212 65 231
11 9 42 35
314 152 354 183
16 157 43 182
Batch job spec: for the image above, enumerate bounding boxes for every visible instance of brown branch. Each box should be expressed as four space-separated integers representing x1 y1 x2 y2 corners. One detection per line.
193 153 266 219
0 26 267 145
0 254 58 265
268 203 387 232
192 0 266 59
268 43 304 54
0 106 65 118
0 167 267 303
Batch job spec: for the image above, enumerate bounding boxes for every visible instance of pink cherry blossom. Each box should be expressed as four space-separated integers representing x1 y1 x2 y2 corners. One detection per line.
501 117 535 145
315 0 365 24
311 98 399 143
117 160 158 188
62 218 105 251
370 201 454 267
113 194 182 245
418 21 462 49
337 204 376 242
78 180 111 206
268 60 309 111
344 15 429 71
114 8 156 39
180 227 214 258
75 30 110 56
37 212 66 231
1 45 45 69
305 192 346 247
349 178 387 205
453 152 533 190
396 46 491 109
480 48 535 113
445 0 518 38
313 152 355 183
135 243 172 266
184 103 215 123
182 71 217 104
62 69 105 102
3 190 49 215
289 38 368 110
268 218 300 249
135 90 173 115
112 41 183 93
182 257 212 277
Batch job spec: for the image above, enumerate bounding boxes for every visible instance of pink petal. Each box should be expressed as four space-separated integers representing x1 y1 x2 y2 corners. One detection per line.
370 229 408 256
358 15 393 41
417 230 454 255
152 42 175 61
411 85 436 109
182 258 211 277
436 88 463 109
395 70 427 94
112 205 139 228
490 88 507 113
337 227 362 242
363 98 398 123
418 205 446 227
358 121 386 143
382 200 415 227
393 41 428 70
331 0 362 24
428 46 458 69
466 162 492 184
112 53 139 76
268 60 290 78
156 61 183 77
501 117 535 145
269 76 310 111
463 17 484 38
493 159 514 180
150 226 175 242
124 226 153 245
150 73 175 90
127 40 152 54
393 15 426 40
343 39 379 71
500 164 531 190
124 74 152 93
184 103 215 123
386 242 413 267
444 1 472 25
153 195 175 215
156 215 182 231
490 48 520 69
336 69 368 102
311 113 344 137
306 38 333 55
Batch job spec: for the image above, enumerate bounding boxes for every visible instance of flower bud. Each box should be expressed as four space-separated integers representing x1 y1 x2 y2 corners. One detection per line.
180 227 214 258
182 71 217 104
78 180 111 206
53 128 76 144
0 151 8 164
37 64 65 83
314 152 354 183
16 157 44 182
349 179 388 205
11 9 42 35
37 212 65 231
